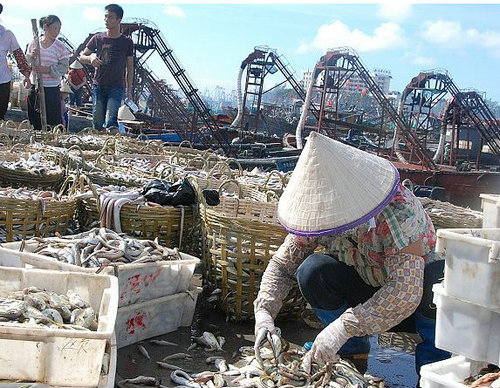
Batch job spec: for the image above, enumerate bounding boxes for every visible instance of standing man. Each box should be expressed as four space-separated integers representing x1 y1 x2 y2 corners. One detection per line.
79 4 133 130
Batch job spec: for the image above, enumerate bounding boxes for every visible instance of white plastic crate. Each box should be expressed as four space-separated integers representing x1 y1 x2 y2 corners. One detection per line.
435 228 500 309
0 335 117 388
116 286 200 348
433 283 500 366
420 355 488 388
0 267 118 387
480 193 500 228
0 242 200 307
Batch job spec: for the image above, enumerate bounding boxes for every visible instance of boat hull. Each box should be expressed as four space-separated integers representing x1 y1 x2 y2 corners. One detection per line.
395 162 500 210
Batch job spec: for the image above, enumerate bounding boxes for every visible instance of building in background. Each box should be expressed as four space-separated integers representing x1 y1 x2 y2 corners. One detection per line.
300 68 392 95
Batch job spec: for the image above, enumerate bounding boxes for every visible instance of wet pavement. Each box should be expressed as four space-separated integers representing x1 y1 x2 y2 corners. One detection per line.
116 290 418 388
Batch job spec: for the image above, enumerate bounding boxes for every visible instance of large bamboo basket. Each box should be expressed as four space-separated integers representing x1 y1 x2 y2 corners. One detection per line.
55 132 115 152
84 153 157 188
198 180 305 321
0 187 77 243
162 141 224 170
419 197 483 229
0 147 65 190
114 136 166 155
0 119 33 144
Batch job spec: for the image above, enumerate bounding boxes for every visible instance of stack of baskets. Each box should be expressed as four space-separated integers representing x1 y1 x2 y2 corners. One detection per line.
419 197 483 229
198 178 305 321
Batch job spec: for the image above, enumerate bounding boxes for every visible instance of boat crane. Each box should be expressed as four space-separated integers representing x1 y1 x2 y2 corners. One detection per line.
296 47 436 169
231 46 333 135
398 70 500 168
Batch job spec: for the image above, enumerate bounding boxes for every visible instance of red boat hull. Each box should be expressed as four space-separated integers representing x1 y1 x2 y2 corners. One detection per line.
394 162 500 210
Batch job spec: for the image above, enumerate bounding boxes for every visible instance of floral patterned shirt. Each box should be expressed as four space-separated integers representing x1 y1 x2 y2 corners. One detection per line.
254 185 436 337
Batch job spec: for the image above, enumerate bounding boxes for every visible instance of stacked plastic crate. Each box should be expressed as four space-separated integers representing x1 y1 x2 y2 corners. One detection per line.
420 196 500 388
0 263 118 387
0 239 200 349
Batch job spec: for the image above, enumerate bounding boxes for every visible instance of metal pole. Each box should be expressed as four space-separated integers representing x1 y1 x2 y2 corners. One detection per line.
31 19 47 131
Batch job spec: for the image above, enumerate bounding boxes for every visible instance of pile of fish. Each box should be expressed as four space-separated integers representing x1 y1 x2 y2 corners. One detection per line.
418 197 483 228
86 163 151 187
463 365 500 387
23 227 182 268
58 134 108 150
117 333 384 388
0 286 98 331
236 169 288 196
0 152 63 176
0 187 62 201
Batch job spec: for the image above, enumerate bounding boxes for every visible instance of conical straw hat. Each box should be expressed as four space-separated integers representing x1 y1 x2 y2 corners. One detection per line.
118 105 136 121
60 80 73 94
70 60 83 69
277 131 399 236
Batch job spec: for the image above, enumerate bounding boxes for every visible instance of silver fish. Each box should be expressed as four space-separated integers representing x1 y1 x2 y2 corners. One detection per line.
195 331 222 351
118 375 159 386
41 308 63 324
137 344 151 360
150 339 178 346
170 370 201 388
214 358 228 373
163 352 192 361
0 300 27 320
156 361 190 372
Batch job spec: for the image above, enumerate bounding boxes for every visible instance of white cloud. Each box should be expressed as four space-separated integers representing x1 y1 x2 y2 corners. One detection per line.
404 52 435 66
377 2 411 22
1 15 30 27
298 21 406 54
5 0 66 10
164 5 186 18
421 20 462 46
82 7 103 22
421 19 500 57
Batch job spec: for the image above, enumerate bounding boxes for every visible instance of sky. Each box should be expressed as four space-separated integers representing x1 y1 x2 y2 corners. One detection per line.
2 1 500 102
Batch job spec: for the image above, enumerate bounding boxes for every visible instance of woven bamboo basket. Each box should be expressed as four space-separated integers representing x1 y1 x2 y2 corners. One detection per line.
115 136 165 155
198 180 305 321
162 142 224 170
0 192 77 242
55 132 113 152
419 197 483 229
186 176 275 259
0 120 33 144
84 153 156 188
0 147 65 190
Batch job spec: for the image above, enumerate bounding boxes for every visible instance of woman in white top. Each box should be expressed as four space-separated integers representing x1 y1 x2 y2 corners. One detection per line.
0 3 31 120
26 15 70 130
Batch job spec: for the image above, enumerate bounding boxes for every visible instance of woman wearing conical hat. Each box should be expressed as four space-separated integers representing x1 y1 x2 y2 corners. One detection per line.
253 132 449 378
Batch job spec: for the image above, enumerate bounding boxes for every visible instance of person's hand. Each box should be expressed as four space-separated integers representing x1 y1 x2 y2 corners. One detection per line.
30 48 38 59
301 318 350 373
254 310 281 368
89 53 102 67
22 77 31 89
